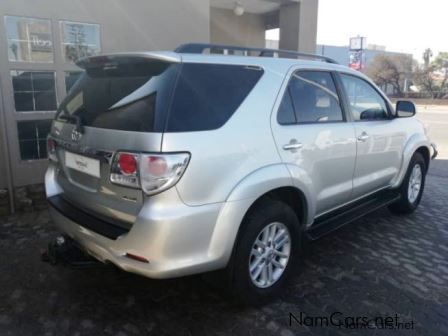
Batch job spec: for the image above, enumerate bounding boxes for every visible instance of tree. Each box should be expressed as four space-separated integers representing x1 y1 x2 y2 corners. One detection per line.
365 54 413 96
414 51 448 99
414 67 438 98
423 48 433 69
433 52 448 94
65 24 90 62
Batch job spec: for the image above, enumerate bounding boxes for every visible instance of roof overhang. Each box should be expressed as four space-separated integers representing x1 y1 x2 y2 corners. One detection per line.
210 0 300 14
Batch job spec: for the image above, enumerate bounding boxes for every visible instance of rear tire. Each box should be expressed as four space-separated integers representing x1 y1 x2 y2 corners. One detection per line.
388 152 426 215
229 198 302 304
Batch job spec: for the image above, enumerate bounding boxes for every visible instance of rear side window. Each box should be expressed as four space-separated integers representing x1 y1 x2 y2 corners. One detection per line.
278 71 343 124
56 60 180 132
166 63 263 132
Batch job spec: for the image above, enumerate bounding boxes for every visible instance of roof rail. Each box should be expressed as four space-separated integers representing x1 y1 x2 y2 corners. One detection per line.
175 43 339 64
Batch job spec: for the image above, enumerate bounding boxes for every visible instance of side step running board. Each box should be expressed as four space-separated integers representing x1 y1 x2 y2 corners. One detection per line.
306 191 400 240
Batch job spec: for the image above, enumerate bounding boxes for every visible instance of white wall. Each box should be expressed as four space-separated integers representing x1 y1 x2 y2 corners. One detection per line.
0 0 210 187
210 7 266 48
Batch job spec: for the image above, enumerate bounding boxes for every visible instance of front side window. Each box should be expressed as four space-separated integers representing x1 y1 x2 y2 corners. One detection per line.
17 120 52 160
4 16 53 63
279 71 343 124
60 21 100 62
340 74 389 121
11 71 57 112
277 88 296 125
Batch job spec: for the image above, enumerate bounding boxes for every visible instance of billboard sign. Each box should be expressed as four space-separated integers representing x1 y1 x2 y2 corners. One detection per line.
349 36 367 51
349 51 365 70
349 36 367 70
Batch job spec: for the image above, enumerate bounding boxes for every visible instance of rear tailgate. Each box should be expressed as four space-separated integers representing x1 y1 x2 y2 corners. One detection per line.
50 53 181 229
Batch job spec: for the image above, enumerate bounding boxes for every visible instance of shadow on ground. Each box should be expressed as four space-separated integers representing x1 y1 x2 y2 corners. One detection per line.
0 161 447 336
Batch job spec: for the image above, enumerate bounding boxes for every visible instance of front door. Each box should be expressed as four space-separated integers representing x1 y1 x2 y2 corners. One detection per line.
271 69 357 217
339 73 406 199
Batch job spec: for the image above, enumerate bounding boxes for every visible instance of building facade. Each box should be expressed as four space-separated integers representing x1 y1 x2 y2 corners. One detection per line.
316 44 413 69
0 0 319 212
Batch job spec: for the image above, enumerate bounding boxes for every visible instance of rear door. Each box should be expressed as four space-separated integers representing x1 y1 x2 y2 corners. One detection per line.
338 73 406 199
271 69 357 216
50 55 180 227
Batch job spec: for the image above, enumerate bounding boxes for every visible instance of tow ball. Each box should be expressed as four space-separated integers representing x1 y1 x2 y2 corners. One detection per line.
41 235 101 269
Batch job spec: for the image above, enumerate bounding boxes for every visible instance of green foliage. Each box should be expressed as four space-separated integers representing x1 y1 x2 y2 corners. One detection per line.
365 54 413 96
414 51 448 99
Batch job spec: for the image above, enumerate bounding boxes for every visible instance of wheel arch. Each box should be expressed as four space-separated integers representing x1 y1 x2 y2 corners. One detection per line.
415 146 430 172
209 164 311 268
391 134 431 188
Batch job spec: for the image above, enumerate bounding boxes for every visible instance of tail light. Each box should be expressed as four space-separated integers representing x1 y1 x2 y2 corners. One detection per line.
110 152 190 196
47 136 58 162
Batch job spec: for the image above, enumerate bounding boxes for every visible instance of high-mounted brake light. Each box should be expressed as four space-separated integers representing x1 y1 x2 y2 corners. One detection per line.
110 152 190 195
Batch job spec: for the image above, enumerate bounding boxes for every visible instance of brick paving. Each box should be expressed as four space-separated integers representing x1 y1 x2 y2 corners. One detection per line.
0 162 447 336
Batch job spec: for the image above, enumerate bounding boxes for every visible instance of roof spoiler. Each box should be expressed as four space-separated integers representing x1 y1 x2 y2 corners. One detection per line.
76 52 181 69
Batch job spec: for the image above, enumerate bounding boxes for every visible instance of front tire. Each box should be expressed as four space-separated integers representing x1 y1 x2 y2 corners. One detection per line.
229 199 302 304
388 152 426 215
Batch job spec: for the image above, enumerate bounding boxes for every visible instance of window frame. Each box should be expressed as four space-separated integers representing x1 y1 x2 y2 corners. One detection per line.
16 119 52 161
59 20 101 63
4 15 54 63
10 70 58 113
276 68 348 126
335 72 394 122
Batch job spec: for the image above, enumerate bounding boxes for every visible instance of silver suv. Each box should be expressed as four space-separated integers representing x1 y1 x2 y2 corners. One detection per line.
45 44 437 302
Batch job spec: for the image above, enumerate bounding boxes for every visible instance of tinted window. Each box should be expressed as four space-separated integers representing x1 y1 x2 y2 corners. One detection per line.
340 74 389 121
11 71 57 111
166 63 263 132
287 71 343 123
277 88 296 125
56 60 180 132
17 120 52 160
65 71 83 93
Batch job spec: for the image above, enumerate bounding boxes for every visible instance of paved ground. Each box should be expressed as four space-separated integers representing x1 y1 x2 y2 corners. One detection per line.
0 161 447 336
416 105 448 159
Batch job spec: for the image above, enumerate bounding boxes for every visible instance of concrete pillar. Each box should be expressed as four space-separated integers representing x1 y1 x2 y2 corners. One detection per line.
279 0 318 54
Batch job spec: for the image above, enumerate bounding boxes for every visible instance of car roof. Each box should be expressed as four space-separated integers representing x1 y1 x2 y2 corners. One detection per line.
77 50 365 79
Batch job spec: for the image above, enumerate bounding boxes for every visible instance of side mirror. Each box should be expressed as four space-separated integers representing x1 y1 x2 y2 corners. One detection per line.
395 101 416 118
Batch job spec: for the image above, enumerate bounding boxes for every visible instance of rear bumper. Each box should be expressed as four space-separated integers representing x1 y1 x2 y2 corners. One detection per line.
48 195 129 240
45 165 248 279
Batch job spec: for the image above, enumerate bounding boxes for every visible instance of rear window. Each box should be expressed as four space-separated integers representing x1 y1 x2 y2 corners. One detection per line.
56 60 180 132
56 61 263 133
166 63 263 132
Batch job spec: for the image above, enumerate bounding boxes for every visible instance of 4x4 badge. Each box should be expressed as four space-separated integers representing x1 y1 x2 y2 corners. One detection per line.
71 129 82 142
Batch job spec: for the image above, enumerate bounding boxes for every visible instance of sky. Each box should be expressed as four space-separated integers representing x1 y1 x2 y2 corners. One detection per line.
267 0 447 62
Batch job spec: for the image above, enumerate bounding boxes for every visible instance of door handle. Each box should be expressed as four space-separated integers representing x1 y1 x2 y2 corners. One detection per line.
283 141 303 151
357 132 369 142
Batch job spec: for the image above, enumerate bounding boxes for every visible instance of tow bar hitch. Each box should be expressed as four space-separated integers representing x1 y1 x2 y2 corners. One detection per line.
41 235 102 269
